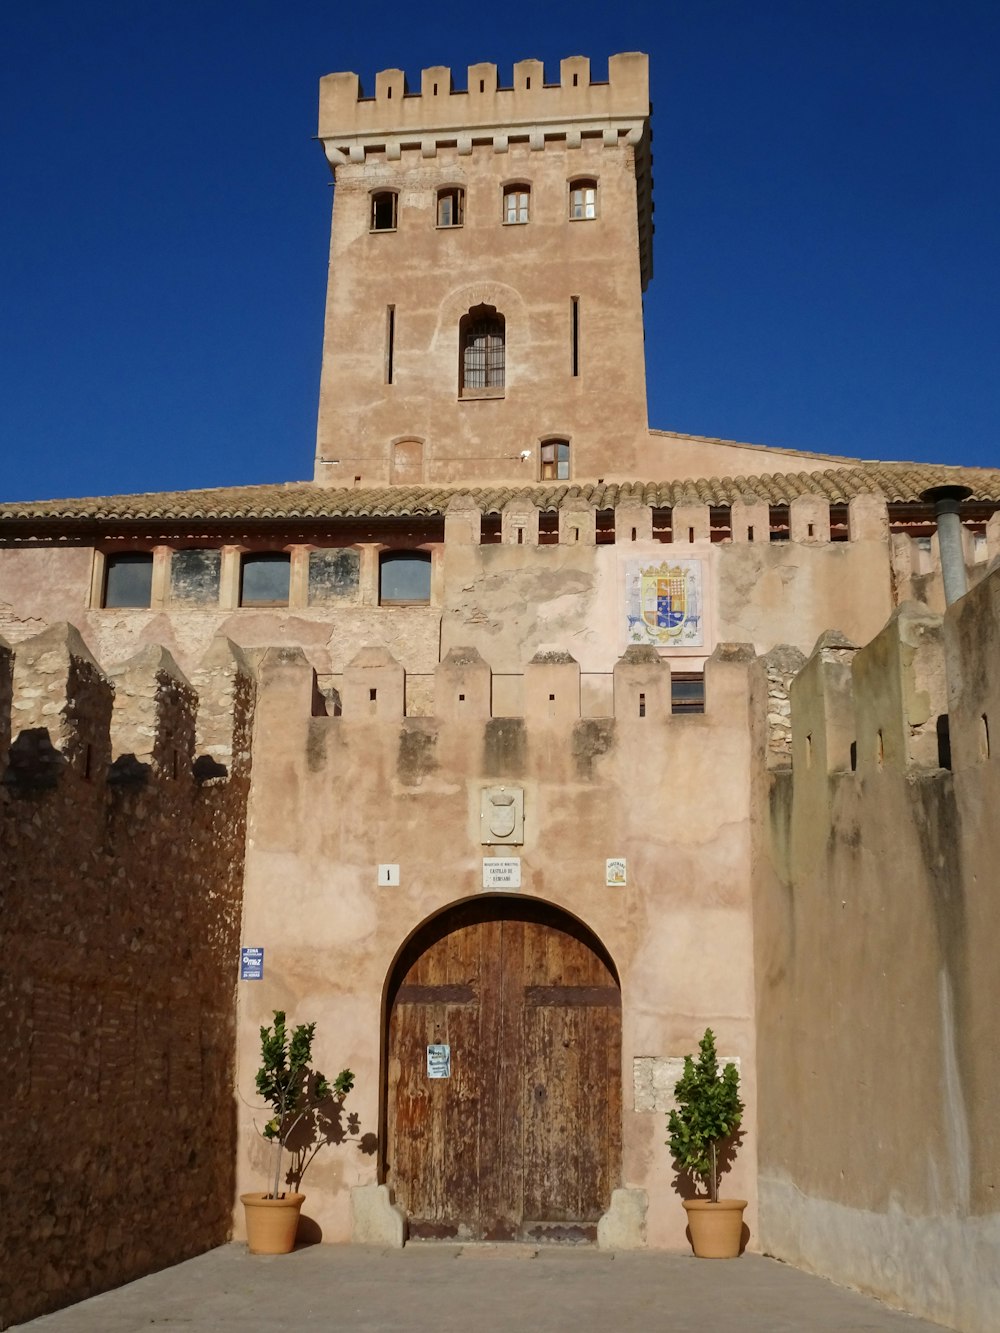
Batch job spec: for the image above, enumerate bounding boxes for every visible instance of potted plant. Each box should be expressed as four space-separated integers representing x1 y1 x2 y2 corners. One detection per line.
241 1010 354 1254
666 1027 746 1258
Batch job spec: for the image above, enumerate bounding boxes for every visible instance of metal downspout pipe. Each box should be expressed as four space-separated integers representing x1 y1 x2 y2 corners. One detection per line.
919 485 974 607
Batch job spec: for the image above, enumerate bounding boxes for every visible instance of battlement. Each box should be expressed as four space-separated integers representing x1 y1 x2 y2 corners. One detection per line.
254 639 754 735
771 561 1000 779
0 623 254 790
319 53 649 152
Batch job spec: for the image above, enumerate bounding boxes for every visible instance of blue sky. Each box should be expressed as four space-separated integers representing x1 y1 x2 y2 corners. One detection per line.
2 1 998 501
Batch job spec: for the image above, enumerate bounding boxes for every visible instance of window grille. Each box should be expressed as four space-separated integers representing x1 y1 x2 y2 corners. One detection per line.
461 310 505 392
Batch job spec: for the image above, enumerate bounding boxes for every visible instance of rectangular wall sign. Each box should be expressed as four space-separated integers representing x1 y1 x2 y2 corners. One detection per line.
240 947 264 980
377 864 400 886
427 1044 451 1078
606 857 627 887
482 857 521 890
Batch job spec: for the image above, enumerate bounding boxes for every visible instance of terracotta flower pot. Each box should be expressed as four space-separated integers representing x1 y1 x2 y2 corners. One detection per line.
241 1192 306 1254
682 1198 747 1258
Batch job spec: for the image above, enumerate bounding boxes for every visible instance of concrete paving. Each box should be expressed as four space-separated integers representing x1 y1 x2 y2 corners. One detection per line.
16 1243 947 1333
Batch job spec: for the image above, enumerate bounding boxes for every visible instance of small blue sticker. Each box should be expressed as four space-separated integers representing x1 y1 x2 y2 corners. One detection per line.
241 947 264 980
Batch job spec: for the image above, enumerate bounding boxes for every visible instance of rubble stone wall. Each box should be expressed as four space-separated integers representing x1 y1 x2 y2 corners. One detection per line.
0 626 254 1329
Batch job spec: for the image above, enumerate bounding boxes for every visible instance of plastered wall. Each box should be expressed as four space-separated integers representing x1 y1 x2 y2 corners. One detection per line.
234 639 760 1251
751 565 1000 1333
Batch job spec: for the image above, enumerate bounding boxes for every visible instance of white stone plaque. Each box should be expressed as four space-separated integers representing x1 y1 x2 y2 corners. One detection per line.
377 864 400 886
606 857 627 887
482 857 521 890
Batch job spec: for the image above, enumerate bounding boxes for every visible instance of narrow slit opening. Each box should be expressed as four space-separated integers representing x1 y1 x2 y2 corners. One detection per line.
638 692 646 718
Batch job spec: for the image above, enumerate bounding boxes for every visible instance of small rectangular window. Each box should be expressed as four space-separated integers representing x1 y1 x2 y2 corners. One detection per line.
385 305 395 384
103 553 153 608
379 551 432 604
437 187 464 228
671 674 705 715
371 192 398 231
503 185 530 224
569 180 597 220
570 296 580 377
240 553 290 607
540 440 570 481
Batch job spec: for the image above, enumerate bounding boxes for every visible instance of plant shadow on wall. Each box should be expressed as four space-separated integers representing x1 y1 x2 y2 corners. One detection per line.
666 1028 749 1259
242 1010 375 1254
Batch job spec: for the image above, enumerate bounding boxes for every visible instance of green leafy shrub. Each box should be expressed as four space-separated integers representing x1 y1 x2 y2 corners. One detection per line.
254 1010 354 1199
665 1028 743 1202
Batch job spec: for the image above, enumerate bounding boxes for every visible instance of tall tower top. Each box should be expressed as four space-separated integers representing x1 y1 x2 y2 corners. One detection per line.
313 54 654 488
319 53 653 289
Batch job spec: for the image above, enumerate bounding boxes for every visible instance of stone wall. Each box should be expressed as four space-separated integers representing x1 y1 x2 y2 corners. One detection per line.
0 625 254 1328
752 566 1000 1333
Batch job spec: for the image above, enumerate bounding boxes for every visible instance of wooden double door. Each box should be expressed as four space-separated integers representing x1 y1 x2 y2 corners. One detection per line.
385 898 621 1241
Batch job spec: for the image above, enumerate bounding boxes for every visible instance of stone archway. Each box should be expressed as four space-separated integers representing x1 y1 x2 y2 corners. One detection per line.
383 896 621 1241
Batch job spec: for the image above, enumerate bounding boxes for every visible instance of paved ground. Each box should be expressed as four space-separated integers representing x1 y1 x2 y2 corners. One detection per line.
17 1243 946 1333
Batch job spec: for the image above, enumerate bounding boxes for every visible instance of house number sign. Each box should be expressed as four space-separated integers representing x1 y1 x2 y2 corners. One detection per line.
427 1044 451 1079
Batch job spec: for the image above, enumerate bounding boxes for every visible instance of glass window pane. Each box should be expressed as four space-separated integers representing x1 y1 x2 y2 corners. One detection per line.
380 552 431 603
104 553 153 608
240 553 290 605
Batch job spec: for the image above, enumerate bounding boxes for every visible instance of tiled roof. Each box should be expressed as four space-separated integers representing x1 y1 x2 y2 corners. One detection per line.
1 463 999 524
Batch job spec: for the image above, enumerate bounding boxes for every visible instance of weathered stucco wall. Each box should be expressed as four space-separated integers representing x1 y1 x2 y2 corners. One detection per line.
234 639 760 1251
0 626 254 1328
752 566 1000 1333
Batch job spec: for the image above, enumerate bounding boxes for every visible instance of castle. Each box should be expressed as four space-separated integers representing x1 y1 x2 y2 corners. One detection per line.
2 53 998 1333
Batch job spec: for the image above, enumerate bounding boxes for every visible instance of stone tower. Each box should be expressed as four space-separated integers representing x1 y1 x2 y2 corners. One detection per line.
314 54 653 487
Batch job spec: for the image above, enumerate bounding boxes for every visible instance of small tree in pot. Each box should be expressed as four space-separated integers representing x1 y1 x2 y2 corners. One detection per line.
666 1028 746 1258
242 1010 355 1254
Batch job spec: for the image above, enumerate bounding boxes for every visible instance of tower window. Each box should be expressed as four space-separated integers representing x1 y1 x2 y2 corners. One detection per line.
437 187 464 228
569 179 597 220
240 553 290 607
540 439 570 481
103 552 153 608
459 304 505 396
370 191 398 231
379 551 432 605
503 184 530 224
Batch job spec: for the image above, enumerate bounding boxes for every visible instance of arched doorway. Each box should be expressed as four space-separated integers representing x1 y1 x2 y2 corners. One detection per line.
383 896 621 1241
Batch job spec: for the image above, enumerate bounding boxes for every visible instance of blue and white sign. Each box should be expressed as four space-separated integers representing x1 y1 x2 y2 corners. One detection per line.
241 947 264 980
427 1044 451 1079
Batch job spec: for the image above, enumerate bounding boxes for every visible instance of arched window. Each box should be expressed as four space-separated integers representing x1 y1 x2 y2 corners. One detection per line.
540 439 571 481
370 191 398 231
569 178 597 220
502 184 530 224
379 551 432 605
436 187 464 228
459 304 505 397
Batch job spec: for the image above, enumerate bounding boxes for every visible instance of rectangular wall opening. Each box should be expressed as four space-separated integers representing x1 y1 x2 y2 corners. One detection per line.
385 305 395 384
570 296 580 377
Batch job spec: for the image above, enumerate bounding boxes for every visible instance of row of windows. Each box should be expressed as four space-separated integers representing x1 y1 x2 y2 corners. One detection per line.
371 180 598 232
101 550 432 610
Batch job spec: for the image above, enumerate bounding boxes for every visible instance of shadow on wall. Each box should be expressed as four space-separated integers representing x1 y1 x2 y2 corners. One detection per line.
276 1091 379 1246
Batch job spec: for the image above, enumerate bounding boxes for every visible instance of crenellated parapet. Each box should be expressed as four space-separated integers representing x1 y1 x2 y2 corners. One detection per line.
254 637 757 741
0 624 255 791
319 53 650 157
770 564 1000 781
